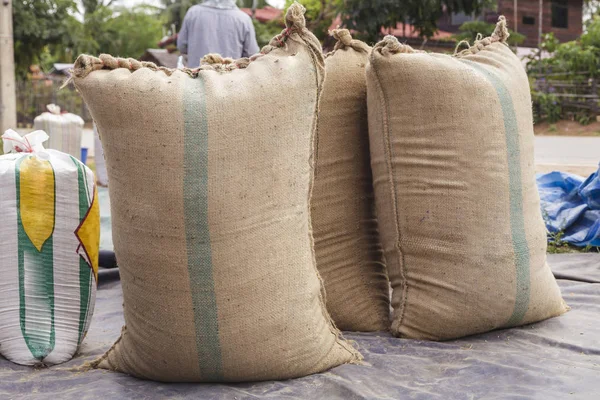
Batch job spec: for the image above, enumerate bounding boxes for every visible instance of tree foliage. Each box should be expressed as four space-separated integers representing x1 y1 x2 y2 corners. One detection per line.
12 0 77 78
527 17 600 77
454 20 525 47
12 1 165 77
101 6 166 57
337 0 487 44
238 0 269 8
284 0 337 40
161 0 198 31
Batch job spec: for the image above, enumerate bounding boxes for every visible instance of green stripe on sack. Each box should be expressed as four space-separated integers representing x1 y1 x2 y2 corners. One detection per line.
15 156 56 360
183 76 224 380
71 156 93 344
460 59 531 326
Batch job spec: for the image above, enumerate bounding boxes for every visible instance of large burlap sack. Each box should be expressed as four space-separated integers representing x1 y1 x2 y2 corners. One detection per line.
312 29 389 332
366 17 568 341
71 3 359 383
33 104 84 159
0 129 99 366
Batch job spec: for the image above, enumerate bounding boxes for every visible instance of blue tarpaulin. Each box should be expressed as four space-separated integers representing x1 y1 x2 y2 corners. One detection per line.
537 165 600 247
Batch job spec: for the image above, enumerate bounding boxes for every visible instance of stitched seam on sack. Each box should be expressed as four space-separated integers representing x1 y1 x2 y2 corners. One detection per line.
302 29 361 361
371 54 408 334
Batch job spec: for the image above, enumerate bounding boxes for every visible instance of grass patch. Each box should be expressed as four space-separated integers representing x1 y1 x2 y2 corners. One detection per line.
547 231 600 254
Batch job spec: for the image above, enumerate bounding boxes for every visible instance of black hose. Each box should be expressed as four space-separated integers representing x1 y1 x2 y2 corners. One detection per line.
99 250 118 269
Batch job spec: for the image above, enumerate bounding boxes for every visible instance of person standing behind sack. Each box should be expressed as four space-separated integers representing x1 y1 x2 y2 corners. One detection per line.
177 0 260 68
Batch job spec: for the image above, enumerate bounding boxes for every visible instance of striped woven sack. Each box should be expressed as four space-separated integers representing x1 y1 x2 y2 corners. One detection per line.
366 17 568 340
0 129 99 366
33 104 84 160
71 3 360 383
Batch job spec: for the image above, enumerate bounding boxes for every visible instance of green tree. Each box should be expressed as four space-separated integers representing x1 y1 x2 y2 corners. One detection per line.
527 17 600 77
100 6 165 58
337 0 486 44
69 2 164 58
454 20 525 48
237 0 268 8
12 0 78 78
284 0 338 40
161 0 199 31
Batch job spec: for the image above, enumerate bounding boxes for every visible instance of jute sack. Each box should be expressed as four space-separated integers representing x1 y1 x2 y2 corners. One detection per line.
72 3 359 382
312 29 389 332
0 129 99 366
366 17 568 341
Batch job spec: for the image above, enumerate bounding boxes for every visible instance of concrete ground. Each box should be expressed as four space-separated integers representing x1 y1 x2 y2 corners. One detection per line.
534 136 600 177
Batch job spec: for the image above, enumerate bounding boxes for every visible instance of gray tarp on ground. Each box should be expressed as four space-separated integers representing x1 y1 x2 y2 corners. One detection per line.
1 189 599 399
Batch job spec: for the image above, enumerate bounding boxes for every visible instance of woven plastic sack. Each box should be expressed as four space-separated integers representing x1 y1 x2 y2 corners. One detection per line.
33 104 84 159
0 129 99 366
92 123 108 186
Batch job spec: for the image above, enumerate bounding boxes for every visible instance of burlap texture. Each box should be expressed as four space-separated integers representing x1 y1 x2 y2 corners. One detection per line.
312 29 389 332
366 17 568 340
72 3 359 382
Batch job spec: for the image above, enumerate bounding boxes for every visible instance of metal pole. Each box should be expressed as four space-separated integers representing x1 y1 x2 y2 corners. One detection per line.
0 0 17 134
539 0 543 75
514 0 518 34
538 0 543 47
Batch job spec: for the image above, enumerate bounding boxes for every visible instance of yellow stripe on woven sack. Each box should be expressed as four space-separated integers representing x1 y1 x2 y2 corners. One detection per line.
19 156 55 252
75 186 100 281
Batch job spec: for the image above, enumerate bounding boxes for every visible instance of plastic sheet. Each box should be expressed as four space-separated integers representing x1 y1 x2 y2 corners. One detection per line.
0 254 598 398
537 165 600 247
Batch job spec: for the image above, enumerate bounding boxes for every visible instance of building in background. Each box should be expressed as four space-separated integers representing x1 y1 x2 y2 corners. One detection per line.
439 1 583 48
499 0 583 47
140 49 179 68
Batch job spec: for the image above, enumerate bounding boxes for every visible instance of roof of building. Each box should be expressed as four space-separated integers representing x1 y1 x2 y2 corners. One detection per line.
240 6 283 23
329 16 453 40
140 49 180 68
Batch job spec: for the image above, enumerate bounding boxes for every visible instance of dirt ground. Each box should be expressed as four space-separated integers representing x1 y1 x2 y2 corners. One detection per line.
535 120 600 136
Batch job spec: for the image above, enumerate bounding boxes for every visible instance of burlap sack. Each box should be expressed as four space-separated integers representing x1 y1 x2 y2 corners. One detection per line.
366 17 568 341
312 29 389 332
72 3 359 382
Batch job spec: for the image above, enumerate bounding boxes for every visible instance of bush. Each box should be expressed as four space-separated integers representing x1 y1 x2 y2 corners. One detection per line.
253 20 284 48
532 91 562 123
454 21 525 48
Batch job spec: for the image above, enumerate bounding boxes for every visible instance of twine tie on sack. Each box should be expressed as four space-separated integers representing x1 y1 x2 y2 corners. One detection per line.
454 16 510 55
2 129 50 159
373 35 416 56
332 29 352 47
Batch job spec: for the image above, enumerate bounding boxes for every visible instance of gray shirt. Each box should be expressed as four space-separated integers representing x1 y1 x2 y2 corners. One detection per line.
177 4 260 68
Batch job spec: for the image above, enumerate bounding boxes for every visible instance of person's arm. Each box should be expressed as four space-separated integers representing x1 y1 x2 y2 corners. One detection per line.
242 20 260 57
177 13 190 54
